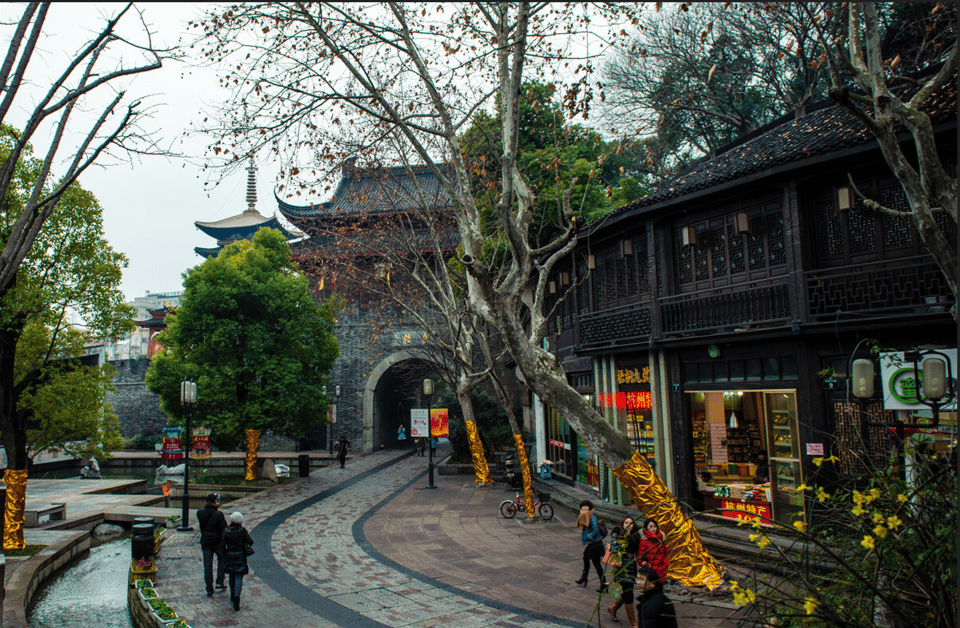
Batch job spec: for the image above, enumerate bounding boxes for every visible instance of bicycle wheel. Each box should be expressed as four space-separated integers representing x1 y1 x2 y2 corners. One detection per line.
538 503 554 521
499 500 518 518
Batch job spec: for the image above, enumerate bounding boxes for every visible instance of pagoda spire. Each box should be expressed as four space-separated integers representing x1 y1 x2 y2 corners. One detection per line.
245 154 258 213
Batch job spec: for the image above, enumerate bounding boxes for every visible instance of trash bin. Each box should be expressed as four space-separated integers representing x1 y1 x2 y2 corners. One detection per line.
539 463 553 481
131 523 155 560
298 454 310 478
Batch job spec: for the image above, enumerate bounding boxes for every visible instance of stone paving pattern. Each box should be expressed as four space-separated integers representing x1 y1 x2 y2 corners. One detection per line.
154 446 743 628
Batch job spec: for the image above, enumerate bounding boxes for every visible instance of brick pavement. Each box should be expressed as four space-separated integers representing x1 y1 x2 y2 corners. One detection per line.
154 446 742 628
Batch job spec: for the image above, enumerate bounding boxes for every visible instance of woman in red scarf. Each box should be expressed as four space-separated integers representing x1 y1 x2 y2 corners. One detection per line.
636 518 668 587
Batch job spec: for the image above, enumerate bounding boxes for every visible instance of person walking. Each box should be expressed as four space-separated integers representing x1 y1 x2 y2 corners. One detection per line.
635 567 678 628
197 493 227 596
416 437 425 457
574 499 607 591
637 518 669 588
608 516 641 627
335 436 350 468
221 511 254 611
429 436 438 456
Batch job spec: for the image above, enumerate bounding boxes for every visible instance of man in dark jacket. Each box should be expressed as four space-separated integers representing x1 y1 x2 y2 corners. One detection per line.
635 567 678 628
197 493 227 596
335 436 350 468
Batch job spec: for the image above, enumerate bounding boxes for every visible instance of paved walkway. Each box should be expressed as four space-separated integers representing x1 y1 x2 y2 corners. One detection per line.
153 446 744 628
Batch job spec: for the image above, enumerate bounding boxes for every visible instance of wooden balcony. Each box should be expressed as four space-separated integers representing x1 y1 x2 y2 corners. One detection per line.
578 303 652 348
805 255 954 322
659 282 791 336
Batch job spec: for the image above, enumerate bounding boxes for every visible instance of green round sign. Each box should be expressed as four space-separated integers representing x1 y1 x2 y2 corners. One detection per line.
707 344 720 358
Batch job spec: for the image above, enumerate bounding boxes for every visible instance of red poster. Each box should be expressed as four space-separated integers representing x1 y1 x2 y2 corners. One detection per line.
430 408 449 437
720 499 771 523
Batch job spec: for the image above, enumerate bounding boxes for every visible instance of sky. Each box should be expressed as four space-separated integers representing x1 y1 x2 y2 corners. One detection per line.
3 3 286 303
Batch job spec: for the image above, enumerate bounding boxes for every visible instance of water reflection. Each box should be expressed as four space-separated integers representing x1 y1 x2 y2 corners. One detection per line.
28 534 134 628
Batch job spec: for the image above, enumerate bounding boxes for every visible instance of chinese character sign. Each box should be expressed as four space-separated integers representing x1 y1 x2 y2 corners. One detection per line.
161 427 183 461
880 349 957 411
411 408 429 437
193 426 211 459
431 409 449 437
597 391 653 410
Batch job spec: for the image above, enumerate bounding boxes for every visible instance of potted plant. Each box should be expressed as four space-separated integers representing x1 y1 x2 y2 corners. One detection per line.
169 621 193 628
147 598 180 624
129 558 156 587
165 515 181 529
135 578 154 589
137 585 160 604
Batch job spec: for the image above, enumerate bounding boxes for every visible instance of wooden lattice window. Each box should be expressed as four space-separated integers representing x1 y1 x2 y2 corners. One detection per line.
832 400 899 475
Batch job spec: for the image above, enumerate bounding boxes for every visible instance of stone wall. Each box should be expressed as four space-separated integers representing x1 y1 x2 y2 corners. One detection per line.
106 359 168 438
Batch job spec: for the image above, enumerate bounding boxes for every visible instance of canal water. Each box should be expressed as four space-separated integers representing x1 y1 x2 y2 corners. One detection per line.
27 534 135 628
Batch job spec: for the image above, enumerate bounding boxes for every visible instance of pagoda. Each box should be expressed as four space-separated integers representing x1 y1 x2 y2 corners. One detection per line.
195 156 300 258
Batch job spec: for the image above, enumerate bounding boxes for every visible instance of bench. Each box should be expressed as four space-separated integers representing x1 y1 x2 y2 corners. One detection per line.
24 503 66 527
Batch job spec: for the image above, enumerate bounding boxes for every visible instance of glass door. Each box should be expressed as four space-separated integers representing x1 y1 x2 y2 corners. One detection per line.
765 392 805 522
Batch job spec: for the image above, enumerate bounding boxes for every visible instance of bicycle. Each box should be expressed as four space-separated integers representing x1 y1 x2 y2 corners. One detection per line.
499 490 554 521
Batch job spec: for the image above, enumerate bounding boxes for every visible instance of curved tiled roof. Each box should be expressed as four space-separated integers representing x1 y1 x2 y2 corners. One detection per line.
602 76 956 222
276 162 454 222
195 212 299 241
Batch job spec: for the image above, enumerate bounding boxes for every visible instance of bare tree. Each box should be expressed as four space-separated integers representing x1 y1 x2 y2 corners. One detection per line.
197 1 724 588
807 1 957 314
0 2 169 549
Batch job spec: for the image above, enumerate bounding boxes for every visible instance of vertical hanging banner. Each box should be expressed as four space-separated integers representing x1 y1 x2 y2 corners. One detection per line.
430 408 449 437
410 408 429 437
192 426 211 459
161 427 183 461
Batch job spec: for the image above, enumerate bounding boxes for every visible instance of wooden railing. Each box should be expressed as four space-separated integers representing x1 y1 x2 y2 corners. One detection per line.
659 282 791 336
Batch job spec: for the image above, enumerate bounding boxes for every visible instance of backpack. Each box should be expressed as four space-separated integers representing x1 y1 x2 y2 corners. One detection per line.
597 518 608 539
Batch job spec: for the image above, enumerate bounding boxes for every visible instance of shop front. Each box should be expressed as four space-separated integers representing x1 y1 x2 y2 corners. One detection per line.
682 348 805 525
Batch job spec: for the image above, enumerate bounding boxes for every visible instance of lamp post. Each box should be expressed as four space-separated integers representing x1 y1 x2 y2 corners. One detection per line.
329 385 340 455
424 378 436 489
851 349 953 478
178 380 197 532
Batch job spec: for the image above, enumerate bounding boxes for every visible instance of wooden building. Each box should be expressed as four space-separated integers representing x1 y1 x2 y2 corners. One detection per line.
541 80 957 525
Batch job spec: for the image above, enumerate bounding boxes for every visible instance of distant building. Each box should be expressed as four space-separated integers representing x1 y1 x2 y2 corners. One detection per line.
128 290 183 321
195 155 300 258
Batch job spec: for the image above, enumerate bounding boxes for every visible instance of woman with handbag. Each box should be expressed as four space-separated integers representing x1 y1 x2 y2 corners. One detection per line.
221 511 254 611
574 500 607 591
608 516 641 628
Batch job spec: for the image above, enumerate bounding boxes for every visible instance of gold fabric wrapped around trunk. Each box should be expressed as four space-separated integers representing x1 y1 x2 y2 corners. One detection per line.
464 420 491 484
3 469 27 550
244 429 260 481
513 433 536 520
613 451 724 589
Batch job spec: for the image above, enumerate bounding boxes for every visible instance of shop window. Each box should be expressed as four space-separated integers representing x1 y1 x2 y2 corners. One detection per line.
699 362 713 382
684 363 698 383
745 359 762 380
713 360 728 381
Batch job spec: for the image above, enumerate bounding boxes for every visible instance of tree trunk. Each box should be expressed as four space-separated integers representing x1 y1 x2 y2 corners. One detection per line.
455 385 491 484
1 303 30 550
244 429 260 481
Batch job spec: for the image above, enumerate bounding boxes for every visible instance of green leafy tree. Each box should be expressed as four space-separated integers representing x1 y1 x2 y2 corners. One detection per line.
1 124 134 470
146 228 341 451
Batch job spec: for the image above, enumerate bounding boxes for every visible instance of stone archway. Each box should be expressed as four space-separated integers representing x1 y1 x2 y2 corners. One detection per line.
361 350 430 451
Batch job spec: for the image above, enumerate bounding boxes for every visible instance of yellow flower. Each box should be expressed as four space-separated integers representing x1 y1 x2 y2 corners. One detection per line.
751 519 762 530
851 504 866 516
852 490 865 504
812 457 823 467
897 494 909 503
795 483 811 492
872 512 885 524
804 597 818 615
793 520 807 533
887 515 902 529
861 535 875 550
873 525 888 539
732 587 757 606
749 534 761 542
756 536 771 550
816 487 830 502
824 455 840 464
866 488 881 502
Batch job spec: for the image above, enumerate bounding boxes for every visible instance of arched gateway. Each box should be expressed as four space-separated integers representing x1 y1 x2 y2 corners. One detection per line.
362 351 433 451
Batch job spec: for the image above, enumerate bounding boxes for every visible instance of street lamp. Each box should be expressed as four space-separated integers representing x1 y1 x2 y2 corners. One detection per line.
851 349 953 437
424 378 436 489
178 380 197 532
329 385 340 455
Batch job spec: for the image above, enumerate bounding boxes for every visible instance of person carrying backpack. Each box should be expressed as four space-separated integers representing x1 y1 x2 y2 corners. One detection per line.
574 499 608 591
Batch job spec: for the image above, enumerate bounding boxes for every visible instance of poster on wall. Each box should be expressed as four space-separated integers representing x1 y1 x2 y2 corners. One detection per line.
411 408 429 437
880 349 957 412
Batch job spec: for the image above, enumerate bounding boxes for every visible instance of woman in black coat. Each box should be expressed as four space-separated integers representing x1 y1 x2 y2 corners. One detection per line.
221 511 254 611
